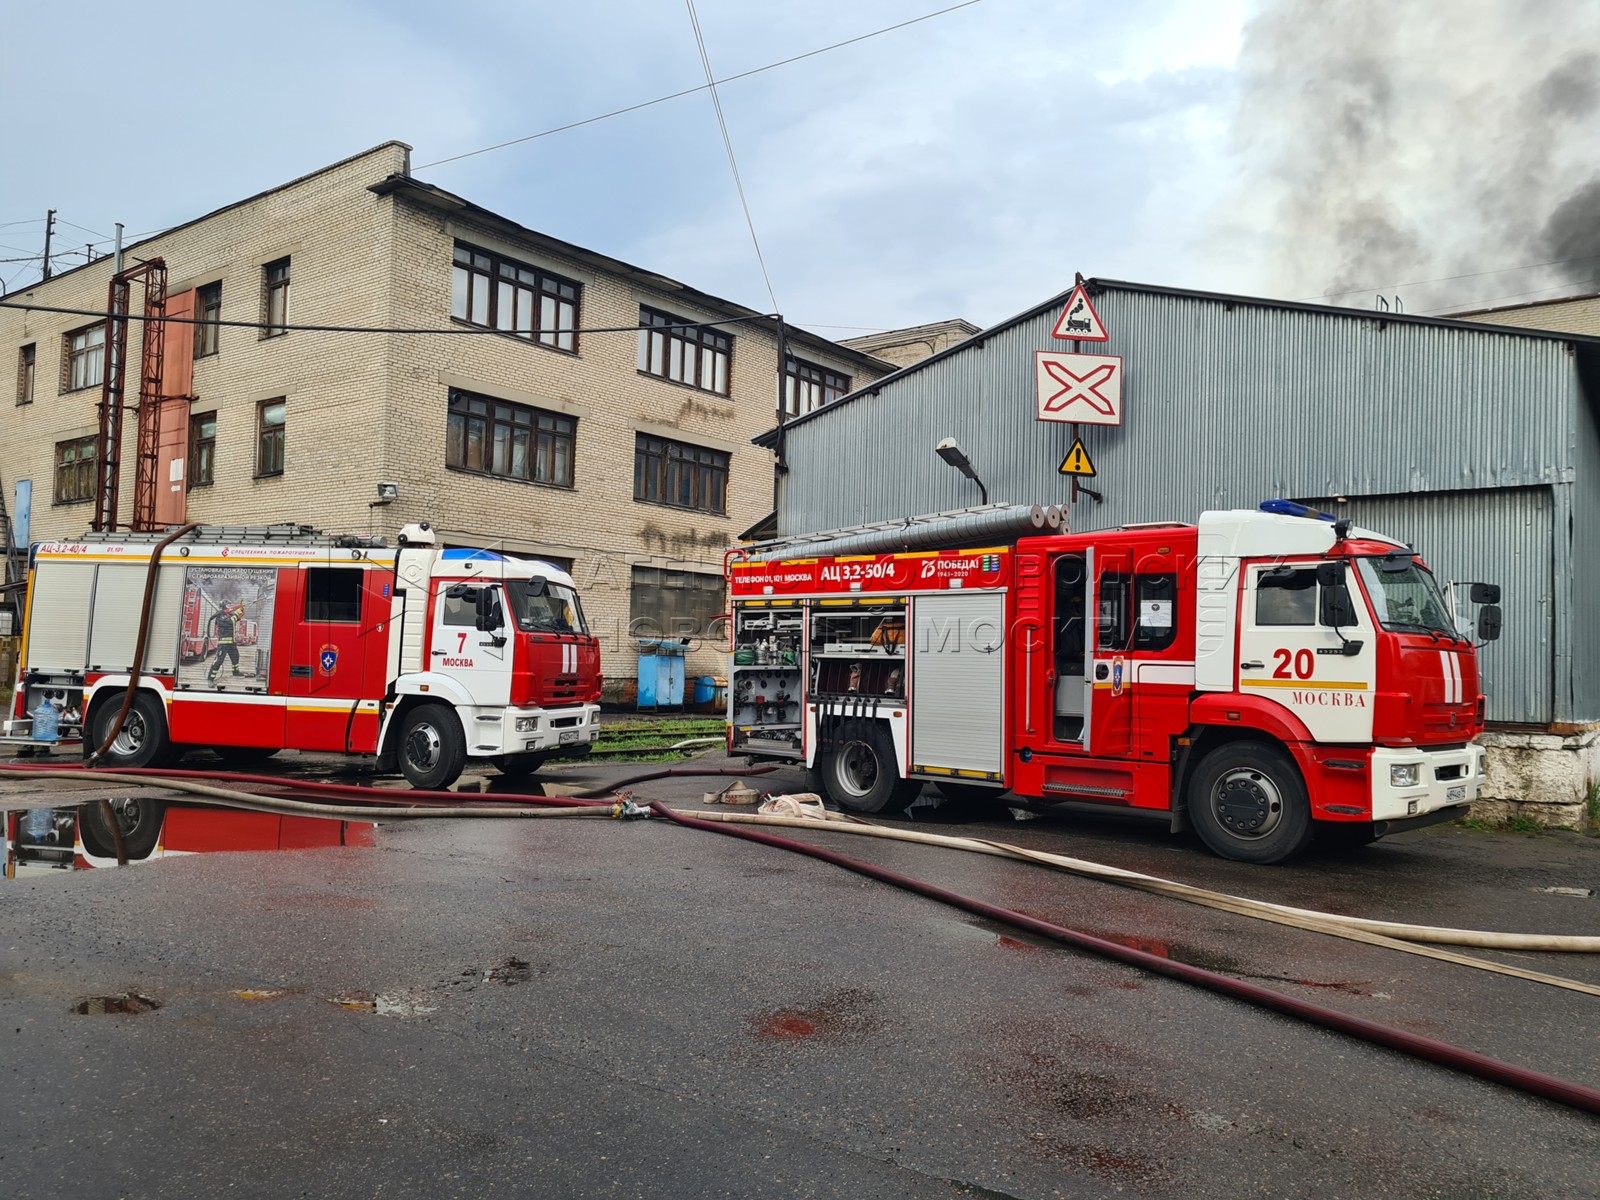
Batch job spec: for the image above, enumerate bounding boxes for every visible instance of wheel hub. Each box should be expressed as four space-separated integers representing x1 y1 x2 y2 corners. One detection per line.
405 723 441 771
838 739 879 797
112 713 146 756
1212 767 1283 839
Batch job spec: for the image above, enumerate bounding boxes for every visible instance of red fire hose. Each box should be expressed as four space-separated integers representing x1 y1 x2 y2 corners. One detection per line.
650 801 1600 1118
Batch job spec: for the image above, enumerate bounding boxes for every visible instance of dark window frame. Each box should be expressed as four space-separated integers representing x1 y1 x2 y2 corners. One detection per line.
256 398 286 477
194 281 222 358
17 343 35 405
629 565 727 640
637 307 731 395
1255 567 1319 627
782 355 850 417
63 322 105 392
1132 573 1178 652
445 388 575 488
633 433 729 515
189 410 217 488
53 434 98 504
450 241 580 352
262 257 290 338
303 567 363 623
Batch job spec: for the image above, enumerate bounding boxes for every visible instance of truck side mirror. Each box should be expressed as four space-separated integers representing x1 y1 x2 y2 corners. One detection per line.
1470 583 1501 605
475 587 503 632
1320 584 1356 628
1477 604 1502 643
1315 562 1343 587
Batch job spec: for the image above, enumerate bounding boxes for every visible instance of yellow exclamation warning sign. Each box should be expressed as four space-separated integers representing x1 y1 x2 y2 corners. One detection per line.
1057 438 1096 477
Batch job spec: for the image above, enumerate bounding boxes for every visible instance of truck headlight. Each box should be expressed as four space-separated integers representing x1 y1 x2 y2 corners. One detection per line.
1390 763 1422 788
515 717 537 733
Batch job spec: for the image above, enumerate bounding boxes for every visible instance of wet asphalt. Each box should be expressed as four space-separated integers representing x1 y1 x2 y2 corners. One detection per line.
3 749 1598 1199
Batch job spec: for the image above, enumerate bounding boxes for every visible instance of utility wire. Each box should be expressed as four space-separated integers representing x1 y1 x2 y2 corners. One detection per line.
1297 251 1600 304
0 297 776 338
414 1 984 170
685 0 778 314
1419 275 1600 316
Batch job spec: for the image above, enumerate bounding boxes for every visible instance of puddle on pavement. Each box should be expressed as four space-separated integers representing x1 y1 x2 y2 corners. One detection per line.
750 986 880 1043
73 992 162 1015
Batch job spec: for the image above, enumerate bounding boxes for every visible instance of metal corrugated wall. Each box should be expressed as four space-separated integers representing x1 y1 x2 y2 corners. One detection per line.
774 283 1593 724
1567 345 1600 722
1298 489 1553 724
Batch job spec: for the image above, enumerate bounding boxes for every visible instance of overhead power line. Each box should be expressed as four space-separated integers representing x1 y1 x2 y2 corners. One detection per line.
1418 275 1600 316
0 297 777 339
413 1 984 171
1297 251 1600 304
685 0 779 314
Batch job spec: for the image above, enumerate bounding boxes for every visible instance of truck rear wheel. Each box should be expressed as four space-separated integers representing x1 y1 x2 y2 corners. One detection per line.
87 691 173 769
78 796 167 861
398 704 467 790
1187 741 1313 864
819 720 919 815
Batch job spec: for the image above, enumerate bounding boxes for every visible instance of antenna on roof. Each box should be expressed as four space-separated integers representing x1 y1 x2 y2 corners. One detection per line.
1375 295 1390 312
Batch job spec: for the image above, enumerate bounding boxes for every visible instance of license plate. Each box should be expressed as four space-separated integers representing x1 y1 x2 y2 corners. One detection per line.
559 730 580 745
1448 785 1466 804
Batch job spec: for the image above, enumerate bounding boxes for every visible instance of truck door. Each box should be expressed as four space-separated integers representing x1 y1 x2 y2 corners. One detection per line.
431 582 512 707
1049 552 1090 746
1088 560 1134 757
1236 562 1375 742
286 565 370 752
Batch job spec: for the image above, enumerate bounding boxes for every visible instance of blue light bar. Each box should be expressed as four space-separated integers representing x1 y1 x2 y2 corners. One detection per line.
1260 499 1336 521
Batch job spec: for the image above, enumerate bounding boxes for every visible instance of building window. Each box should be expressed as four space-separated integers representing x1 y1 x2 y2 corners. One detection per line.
446 388 574 487
189 411 216 488
194 281 222 357
782 356 850 417
53 435 98 504
256 398 286 476
64 323 105 391
633 433 728 515
262 258 290 337
630 565 726 640
450 242 580 351
16 343 34 405
637 307 730 395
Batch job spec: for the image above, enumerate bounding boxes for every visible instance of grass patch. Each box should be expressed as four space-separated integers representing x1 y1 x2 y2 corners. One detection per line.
1586 779 1599 837
591 717 725 763
1507 815 1543 834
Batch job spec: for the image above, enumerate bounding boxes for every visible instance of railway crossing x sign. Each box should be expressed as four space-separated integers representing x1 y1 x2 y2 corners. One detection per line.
1035 351 1123 425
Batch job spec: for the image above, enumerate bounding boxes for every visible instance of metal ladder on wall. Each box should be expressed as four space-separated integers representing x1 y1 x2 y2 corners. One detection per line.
0 476 25 589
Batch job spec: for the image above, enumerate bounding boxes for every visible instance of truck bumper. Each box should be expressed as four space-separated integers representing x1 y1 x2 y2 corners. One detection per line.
1369 743 1486 822
488 704 601 757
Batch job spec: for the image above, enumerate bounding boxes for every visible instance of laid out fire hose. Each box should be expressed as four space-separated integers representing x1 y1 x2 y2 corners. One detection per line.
5 761 1598 1116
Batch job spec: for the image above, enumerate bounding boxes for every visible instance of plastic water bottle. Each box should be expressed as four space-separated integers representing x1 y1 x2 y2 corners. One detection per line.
32 698 59 743
22 808 54 844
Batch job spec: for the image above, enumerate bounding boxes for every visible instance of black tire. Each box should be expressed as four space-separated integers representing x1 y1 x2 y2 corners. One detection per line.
1187 741 1313 864
397 703 467 790
491 752 551 777
817 720 920 815
78 796 167 861
87 690 173 769
934 781 1006 804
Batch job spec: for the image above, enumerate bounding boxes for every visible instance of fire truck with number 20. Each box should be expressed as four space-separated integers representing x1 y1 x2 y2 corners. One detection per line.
727 501 1502 863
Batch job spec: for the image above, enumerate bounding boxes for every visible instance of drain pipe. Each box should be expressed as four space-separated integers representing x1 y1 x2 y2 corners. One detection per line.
651 802 1600 1118
84 522 200 864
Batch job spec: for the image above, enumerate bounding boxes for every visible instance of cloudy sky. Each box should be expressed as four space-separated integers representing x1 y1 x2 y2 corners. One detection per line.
2 1 1596 337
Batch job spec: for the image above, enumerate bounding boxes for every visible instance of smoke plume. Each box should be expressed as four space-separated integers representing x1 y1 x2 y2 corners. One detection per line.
1224 1 1600 313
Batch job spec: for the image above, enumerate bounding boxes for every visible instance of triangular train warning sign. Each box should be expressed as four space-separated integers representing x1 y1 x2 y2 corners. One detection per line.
1051 284 1109 342
1057 438 1096 477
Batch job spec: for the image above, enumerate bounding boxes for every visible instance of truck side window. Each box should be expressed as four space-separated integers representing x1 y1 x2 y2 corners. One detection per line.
305 568 362 623
1133 573 1177 651
442 587 479 626
1256 568 1317 626
1096 572 1132 650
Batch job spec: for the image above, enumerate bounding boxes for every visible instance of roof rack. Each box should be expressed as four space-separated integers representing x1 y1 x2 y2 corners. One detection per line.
86 524 387 549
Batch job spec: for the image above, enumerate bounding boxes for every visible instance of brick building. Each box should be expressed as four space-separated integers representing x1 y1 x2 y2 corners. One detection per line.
2 142 889 697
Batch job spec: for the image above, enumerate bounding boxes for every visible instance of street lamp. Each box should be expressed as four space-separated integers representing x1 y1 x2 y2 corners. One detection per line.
935 437 988 505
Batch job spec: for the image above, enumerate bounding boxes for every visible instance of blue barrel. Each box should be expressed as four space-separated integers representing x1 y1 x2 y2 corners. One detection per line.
636 639 688 709
693 675 715 705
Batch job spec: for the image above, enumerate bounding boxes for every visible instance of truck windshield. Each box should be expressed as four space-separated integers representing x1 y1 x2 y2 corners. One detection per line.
505 579 588 635
1356 556 1455 636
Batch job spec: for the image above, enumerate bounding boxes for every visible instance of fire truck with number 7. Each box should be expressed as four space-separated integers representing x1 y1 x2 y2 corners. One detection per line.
727 501 1502 863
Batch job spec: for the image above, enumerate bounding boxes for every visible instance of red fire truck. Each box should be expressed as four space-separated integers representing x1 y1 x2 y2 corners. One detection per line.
5 522 602 803
728 502 1502 863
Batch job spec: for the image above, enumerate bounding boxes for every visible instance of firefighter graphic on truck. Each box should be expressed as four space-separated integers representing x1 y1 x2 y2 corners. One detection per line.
176 566 276 691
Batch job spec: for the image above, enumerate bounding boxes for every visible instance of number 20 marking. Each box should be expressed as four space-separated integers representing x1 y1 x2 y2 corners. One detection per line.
1272 648 1315 680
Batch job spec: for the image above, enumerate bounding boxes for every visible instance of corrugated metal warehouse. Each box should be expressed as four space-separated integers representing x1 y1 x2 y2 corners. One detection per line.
760 280 1600 815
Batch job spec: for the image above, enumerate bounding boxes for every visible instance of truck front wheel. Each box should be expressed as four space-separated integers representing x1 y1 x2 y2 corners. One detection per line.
78 796 167 860
398 704 467 790
1187 742 1313 864
819 720 919 815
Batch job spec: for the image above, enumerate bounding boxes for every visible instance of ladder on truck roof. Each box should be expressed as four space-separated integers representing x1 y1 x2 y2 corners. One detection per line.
741 503 1066 563
85 524 389 550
